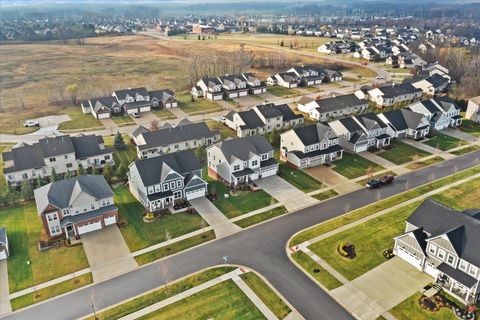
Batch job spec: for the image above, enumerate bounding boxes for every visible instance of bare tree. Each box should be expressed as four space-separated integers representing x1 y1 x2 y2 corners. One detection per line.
150 119 160 131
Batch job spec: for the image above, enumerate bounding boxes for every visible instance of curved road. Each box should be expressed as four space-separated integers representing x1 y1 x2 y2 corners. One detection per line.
4 151 480 320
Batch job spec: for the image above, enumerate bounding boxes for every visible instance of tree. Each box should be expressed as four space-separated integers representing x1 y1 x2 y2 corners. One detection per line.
51 168 60 181
103 164 113 183
65 83 79 104
150 119 160 131
113 131 126 150
280 40 284 47
197 34 201 40
35 176 45 188
92 166 100 175
194 147 207 165
20 180 33 201
116 163 127 180
77 163 86 176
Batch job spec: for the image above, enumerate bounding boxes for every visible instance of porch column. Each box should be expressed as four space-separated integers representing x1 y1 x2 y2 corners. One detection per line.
450 281 454 291
465 290 470 302
64 226 69 239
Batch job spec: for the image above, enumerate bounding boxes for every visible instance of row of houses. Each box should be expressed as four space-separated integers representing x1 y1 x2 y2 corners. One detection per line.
267 66 343 88
81 87 177 119
191 73 266 101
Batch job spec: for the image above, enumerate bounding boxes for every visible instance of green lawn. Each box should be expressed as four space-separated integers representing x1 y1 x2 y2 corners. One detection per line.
87 267 236 320
458 119 480 137
291 251 343 290
431 177 480 211
103 134 137 179
207 180 277 219
57 107 104 131
376 141 431 165
240 272 291 319
0 202 89 293
134 231 215 265
177 93 223 115
267 86 299 97
114 186 207 252
278 164 324 193
111 115 135 126
332 153 385 179
235 206 288 228
151 108 176 120
406 156 444 170
423 133 467 151
309 202 421 280
289 166 480 246
11 273 92 310
450 145 480 156
206 120 237 140
312 189 339 201
139 280 266 320
390 292 458 320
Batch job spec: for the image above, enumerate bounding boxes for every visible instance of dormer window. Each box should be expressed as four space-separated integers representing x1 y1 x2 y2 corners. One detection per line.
261 154 268 161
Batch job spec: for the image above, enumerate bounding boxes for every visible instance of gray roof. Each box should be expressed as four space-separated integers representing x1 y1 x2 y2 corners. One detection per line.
255 104 283 118
381 109 426 131
237 109 265 130
114 87 149 100
376 83 422 98
149 89 176 103
214 136 274 163
313 94 367 113
71 135 111 159
0 226 6 246
357 113 387 129
132 150 202 187
276 104 303 121
423 74 449 87
293 123 333 146
406 198 480 267
137 122 219 151
34 175 113 214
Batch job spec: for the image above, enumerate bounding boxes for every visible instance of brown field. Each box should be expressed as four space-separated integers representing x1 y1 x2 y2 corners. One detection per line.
0 34 375 133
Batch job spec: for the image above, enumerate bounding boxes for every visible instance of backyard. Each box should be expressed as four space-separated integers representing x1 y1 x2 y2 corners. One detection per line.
423 133 467 151
114 186 207 252
103 134 137 179
0 202 89 293
278 163 324 193
332 152 385 179
376 141 431 165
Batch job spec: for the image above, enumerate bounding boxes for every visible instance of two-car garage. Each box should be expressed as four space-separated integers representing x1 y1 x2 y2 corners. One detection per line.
185 187 207 200
395 247 423 270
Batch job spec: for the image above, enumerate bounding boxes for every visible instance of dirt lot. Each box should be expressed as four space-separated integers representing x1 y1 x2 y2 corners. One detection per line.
0 34 374 133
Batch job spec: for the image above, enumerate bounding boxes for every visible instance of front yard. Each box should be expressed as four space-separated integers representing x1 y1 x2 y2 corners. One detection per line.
376 141 431 165
431 177 480 211
332 152 385 179
458 119 480 137
57 107 104 131
267 86 299 97
389 292 464 320
0 202 89 292
423 133 467 151
278 163 324 193
177 93 223 115
114 186 207 252
151 108 176 120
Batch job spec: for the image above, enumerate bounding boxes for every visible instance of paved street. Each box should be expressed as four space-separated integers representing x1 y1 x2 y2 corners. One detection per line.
4 150 479 320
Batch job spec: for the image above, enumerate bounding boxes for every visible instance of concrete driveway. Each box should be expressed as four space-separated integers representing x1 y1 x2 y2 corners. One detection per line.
331 257 432 320
234 95 264 107
0 260 11 315
133 111 160 126
81 225 138 283
255 175 318 211
304 166 362 194
442 127 479 143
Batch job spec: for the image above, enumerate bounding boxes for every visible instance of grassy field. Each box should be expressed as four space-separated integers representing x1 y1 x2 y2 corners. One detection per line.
240 272 291 319
0 202 89 292
278 164 324 193
139 280 265 320
114 186 206 252
207 179 277 219
458 119 480 137
309 202 421 280
390 292 458 320
134 231 215 265
312 189 339 201
11 273 92 310
57 106 104 131
87 267 235 320
423 133 467 151
267 86 300 97
235 206 288 228
406 156 444 170
291 251 343 290
332 153 385 179
177 93 224 115
377 141 431 165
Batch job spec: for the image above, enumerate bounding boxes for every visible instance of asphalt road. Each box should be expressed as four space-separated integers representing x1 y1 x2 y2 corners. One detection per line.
4 151 480 320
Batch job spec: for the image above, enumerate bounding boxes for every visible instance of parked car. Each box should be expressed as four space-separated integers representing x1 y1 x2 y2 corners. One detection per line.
219 116 226 124
366 179 382 189
23 120 39 127
375 75 385 80
131 112 140 118
379 175 395 185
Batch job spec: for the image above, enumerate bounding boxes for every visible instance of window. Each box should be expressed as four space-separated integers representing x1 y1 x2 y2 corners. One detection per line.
468 265 477 277
447 254 455 265
22 173 28 179
176 180 182 188
174 144 179 149
459 260 468 272
66 163 73 168
163 183 169 191
428 244 437 255
233 165 240 171
64 155 68 159
251 160 258 166
170 181 175 189
148 186 154 194
63 209 70 215
155 185 160 192
90 204 96 210
75 208 80 214
49 157 56 162
174 191 182 199
437 248 446 260
105 155 110 160
105 199 110 205
261 154 268 161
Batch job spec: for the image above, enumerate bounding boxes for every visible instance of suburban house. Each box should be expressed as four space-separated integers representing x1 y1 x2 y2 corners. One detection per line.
132 120 220 159
128 150 207 211
149 89 178 109
217 74 249 99
112 87 152 115
378 109 431 140
407 97 462 131
0 227 8 260
34 175 118 239
192 73 265 100
321 69 343 83
418 63 450 80
466 96 480 123
393 198 480 304
297 94 369 122
287 66 325 86
2 134 114 186
241 73 267 94
81 97 123 119
207 136 278 186
274 72 300 88
280 123 344 169
367 83 423 107
193 77 224 100
329 114 391 153
412 74 450 96
224 103 304 137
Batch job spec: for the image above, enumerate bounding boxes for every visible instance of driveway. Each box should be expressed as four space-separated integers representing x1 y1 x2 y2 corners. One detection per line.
233 95 264 107
304 166 362 194
442 128 479 143
255 175 318 211
81 225 138 283
99 118 117 130
331 257 432 320
133 111 160 126
0 260 11 315
189 197 241 239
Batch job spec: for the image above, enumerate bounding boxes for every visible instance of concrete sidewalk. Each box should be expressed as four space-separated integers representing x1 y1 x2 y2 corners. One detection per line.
0 260 12 316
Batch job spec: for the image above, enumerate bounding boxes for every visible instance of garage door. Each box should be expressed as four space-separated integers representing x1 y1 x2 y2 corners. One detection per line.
397 248 422 269
239 91 248 97
356 144 368 153
171 102 178 108
214 95 223 101
97 113 110 119
186 188 206 200
308 157 323 167
425 263 439 278
0 250 6 260
140 106 150 112
104 216 117 226
77 221 102 235
228 93 238 99
260 168 277 178
253 89 262 94
126 109 137 115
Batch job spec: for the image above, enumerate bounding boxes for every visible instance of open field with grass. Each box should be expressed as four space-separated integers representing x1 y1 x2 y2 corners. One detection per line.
111 115 135 126
312 189 339 201
235 206 288 228
333 152 385 179
376 141 431 165
86 267 235 320
114 186 206 252
0 202 89 292
458 119 480 137
278 164 324 193
103 134 137 179
423 133 467 151
431 177 480 210
57 106 104 131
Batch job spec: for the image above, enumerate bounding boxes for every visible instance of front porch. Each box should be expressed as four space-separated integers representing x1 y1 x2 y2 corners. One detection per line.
435 263 479 304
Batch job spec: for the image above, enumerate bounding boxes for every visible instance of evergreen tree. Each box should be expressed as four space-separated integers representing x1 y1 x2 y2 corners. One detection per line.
113 131 126 150
51 168 60 181
103 164 113 183
116 163 127 180
77 163 86 175
6 185 20 204
20 180 33 201
92 166 99 175
35 175 44 188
